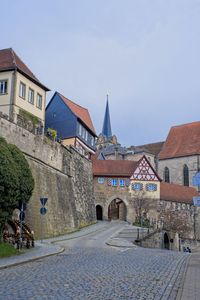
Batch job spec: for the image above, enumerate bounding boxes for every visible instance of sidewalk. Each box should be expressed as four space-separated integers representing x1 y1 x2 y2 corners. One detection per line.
176 251 200 300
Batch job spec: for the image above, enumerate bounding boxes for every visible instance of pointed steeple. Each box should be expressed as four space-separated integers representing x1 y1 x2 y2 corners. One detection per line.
102 94 112 139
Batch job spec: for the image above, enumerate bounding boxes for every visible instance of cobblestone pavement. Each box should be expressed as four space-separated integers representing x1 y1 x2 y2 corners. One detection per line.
0 222 188 300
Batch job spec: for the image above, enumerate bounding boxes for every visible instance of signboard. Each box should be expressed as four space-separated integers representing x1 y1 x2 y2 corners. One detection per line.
40 207 47 215
193 196 200 206
192 172 200 186
40 197 48 206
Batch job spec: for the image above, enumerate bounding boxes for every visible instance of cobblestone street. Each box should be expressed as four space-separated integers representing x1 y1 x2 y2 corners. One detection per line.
0 222 188 300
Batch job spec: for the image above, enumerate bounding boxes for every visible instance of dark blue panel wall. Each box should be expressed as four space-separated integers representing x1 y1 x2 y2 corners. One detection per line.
45 93 77 139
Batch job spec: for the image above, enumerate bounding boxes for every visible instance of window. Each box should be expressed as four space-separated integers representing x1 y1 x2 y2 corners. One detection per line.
28 88 34 104
91 137 94 146
111 179 118 186
85 131 88 141
146 183 157 192
0 80 8 94
78 124 82 136
36 93 42 109
183 164 189 186
119 179 125 187
98 177 104 184
132 183 143 191
164 167 170 183
19 82 26 99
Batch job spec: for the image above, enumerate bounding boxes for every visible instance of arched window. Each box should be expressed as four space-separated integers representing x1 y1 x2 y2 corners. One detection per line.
164 167 170 183
183 164 189 186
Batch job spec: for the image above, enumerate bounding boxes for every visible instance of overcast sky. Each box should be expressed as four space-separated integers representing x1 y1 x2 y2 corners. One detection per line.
1 0 200 146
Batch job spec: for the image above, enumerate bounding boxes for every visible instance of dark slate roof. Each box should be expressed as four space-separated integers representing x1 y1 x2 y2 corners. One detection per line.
160 182 198 204
102 97 112 139
128 142 164 156
100 144 128 156
0 48 50 91
159 122 200 160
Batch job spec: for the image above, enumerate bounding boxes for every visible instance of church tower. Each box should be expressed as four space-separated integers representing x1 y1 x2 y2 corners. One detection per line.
96 95 118 150
102 95 112 140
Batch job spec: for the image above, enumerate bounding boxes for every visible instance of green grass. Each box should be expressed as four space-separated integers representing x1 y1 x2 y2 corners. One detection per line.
0 243 20 258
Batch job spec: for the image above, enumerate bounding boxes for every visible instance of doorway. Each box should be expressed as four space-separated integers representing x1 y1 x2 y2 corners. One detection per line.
96 205 103 220
164 232 170 250
108 199 126 221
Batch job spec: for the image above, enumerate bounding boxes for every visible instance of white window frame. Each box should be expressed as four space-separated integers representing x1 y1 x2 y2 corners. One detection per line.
98 177 104 184
0 80 8 95
28 88 34 104
19 82 26 99
78 123 82 136
36 93 42 109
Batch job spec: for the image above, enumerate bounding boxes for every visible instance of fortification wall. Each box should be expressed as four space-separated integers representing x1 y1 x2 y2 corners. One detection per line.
0 117 96 238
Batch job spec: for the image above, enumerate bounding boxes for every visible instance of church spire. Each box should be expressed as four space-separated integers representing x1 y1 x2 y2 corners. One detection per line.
102 94 112 139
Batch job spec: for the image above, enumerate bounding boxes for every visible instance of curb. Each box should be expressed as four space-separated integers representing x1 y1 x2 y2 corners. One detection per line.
106 239 138 248
0 246 65 270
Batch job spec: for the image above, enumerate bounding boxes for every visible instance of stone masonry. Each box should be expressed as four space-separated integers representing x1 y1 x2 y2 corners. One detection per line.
0 117 96 238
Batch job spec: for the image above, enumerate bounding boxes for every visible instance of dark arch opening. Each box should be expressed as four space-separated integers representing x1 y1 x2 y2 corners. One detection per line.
164 232 170 250
108 199 127 221
164 167 170 183
183 164 189 186
96 205 103 220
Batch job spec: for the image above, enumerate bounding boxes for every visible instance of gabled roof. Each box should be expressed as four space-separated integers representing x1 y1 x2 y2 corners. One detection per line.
128 141 164 156
159 121 200 160
0 48 50 91
93 159 137 177
92 155 161 180
58 92 96 135
160 182 198 204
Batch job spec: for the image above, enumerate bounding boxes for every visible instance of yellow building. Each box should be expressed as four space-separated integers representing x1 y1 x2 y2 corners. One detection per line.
0 48 49 131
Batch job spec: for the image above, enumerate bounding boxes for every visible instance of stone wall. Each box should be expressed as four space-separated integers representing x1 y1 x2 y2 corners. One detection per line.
0 117 96 238
158 156 198 187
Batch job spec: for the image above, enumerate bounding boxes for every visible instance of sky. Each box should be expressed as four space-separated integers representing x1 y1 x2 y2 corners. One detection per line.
1 0 200 146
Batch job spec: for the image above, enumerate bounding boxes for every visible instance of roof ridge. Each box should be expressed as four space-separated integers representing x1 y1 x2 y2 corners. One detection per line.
58 92 88 111
0 47 12 52
10 48 17 68
171 120 200 129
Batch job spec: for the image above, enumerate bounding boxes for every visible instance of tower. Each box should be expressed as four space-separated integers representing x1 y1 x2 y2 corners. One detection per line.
96 95 118 150
102 94 112 140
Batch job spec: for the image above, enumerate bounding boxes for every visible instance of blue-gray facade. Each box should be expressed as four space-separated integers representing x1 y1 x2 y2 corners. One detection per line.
45 92 96 150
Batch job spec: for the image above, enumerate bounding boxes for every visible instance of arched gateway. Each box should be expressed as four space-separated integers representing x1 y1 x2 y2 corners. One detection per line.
108 198 127 221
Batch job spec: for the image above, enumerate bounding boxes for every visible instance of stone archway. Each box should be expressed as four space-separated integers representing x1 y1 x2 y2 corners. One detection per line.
164 232 170 250
108 198 127 221
96 205 103 220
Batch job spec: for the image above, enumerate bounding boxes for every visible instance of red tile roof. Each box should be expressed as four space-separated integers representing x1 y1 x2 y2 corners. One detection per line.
0 48 49 91
92 159 138 176
159 121 200 159
160 182 198 204
58 92 96 135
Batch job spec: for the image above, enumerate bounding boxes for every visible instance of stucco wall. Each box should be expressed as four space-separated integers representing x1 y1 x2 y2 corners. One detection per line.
15 72 46 124
0 71 13 115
